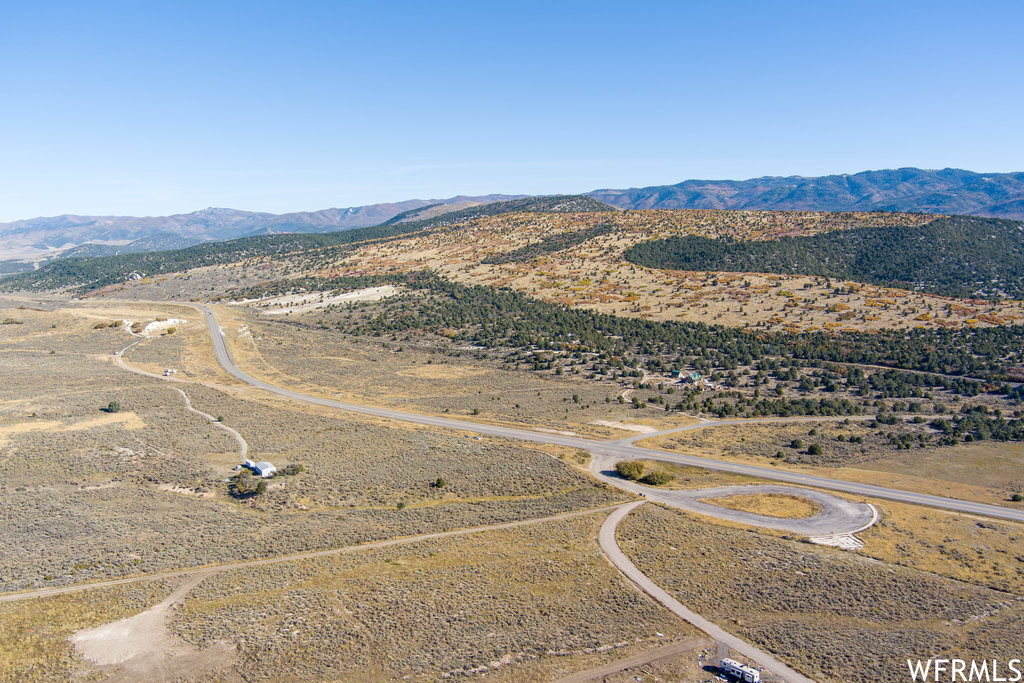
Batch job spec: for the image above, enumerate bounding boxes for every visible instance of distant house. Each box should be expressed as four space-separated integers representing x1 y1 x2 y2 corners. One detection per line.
242 459 277 478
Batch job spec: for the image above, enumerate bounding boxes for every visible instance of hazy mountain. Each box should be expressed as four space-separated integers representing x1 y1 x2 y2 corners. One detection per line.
0 195 614 292
588 168 1024 219
5 167 1024 268
0 195 520 263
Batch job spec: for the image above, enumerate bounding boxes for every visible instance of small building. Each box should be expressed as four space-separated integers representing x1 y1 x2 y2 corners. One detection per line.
242 459 277 478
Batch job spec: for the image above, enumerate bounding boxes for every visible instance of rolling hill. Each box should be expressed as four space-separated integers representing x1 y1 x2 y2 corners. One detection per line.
0 195 614 292
624 215 1024 299
4 167 1024 272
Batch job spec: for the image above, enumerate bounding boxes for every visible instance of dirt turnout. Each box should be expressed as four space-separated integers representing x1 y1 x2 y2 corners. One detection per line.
70 572 233 680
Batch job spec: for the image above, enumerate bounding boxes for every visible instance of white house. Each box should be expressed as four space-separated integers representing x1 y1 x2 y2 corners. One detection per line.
242 459 277 478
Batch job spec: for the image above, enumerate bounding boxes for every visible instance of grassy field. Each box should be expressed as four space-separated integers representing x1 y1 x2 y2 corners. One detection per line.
859 500 1024 594
619 504 1024 683
0 302 626 591
171 513 695 680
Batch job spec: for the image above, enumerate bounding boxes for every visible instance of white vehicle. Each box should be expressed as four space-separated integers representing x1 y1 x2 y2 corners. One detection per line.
720 657 761 683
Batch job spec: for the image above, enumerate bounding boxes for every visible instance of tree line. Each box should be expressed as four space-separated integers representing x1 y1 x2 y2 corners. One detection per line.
623 215 1024 299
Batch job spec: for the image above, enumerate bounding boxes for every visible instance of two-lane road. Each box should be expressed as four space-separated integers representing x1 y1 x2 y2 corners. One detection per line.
197 305 1024 524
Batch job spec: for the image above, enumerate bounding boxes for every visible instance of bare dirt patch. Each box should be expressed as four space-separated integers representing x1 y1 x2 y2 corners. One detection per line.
0 580 176 680
70 573 233 681
252 284 400 315
591 420 658 434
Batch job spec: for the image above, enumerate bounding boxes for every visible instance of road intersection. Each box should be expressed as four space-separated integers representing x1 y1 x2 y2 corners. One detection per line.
197 304 1024 524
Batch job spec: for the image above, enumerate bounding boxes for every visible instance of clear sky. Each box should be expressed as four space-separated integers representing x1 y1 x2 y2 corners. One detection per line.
1 1 1021 220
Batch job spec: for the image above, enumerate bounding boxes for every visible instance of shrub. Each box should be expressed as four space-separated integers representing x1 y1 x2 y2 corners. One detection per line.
432 477 446 489
1012 493 1023 502
281 463 304 476
790 438 804 449
232 469 259 496
615 461 645 481
105 400 121 413
640 472 673 486
807 443 824 456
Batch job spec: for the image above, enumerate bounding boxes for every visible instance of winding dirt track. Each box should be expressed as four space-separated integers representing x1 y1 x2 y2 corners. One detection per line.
0 504 626 604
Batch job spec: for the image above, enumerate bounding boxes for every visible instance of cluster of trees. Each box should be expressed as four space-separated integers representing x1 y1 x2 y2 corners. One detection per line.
231 469 266 497
236 273 1022 425
481 222 617 264
289 272 1022 387
231 462 303 498
233 272 1024 438
931 405 1024 442
623 215 1024 299
681 395 863 419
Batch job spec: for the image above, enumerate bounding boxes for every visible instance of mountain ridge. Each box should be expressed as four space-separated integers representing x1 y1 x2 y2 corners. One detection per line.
589 167 1024 218
0 195 522 263
4 167 1023 267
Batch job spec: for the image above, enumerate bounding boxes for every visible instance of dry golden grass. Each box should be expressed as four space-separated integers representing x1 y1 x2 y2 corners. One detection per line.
0 412 145 447
636 460 762 489
171 513 696 681
858 500 1024 595
641 421 1024 506
220 307 658 438
0 307 624 591
701 493 822 519
620 504 1024 683
90 209 1024 334
284 208 1024 334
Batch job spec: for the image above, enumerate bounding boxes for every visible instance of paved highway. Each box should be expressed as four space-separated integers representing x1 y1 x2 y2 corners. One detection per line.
197 305 1024 524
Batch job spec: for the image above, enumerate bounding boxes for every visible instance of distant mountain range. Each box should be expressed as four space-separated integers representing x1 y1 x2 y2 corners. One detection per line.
590 168 1024 218
2 168 1022 269
0 195 521 265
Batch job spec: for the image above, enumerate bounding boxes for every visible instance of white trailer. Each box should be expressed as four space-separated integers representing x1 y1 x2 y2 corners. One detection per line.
720 657 761 683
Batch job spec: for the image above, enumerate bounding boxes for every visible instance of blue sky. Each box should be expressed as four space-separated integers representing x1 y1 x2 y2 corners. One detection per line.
1 1 1021 220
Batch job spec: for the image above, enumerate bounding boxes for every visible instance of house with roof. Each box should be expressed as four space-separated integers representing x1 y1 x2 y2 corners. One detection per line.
241 459 277 478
